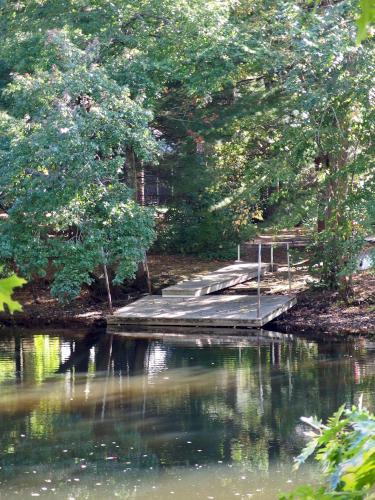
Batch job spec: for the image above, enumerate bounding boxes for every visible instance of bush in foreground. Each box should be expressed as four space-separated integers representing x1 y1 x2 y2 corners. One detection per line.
281 399 375 499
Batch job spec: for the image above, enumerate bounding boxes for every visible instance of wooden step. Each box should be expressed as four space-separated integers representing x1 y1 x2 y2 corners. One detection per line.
162 262 270 298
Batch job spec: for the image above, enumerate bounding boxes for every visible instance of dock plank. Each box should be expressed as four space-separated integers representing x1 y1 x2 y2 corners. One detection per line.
108 294 296 328
162 262 269 298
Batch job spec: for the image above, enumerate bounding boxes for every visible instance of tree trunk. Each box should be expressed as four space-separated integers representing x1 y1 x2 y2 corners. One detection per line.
126 148 138 198
135 258 152 293
315 155 330 233
322 150 353 301
101 247 113 314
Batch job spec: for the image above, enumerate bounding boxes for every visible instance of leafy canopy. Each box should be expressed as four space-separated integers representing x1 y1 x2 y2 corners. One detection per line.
0 0 374 298
0 31 158 301
203 0 375 292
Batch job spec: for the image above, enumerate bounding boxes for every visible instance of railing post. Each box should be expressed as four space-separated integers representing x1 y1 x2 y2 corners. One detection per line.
235 244 242 263
287 242 291 293
257 243 262 318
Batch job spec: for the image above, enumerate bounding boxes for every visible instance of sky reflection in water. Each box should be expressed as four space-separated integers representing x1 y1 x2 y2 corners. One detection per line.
0 328 374 499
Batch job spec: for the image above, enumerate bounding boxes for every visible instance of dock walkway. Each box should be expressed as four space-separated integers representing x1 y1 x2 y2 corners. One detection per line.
109 248 297 330
108 294 296 329
162 262 269 298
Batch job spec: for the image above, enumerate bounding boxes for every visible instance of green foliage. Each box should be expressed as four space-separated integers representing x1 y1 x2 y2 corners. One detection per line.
281 402 375 499
0 0 255 279
207 0 375 294
357 0 375 42
0 0 373 291
157 203 254 259
0 273 26 313
155 147 257 258
281 485 365 499
0 32 157 301
308 229 366 296
0 0 243 102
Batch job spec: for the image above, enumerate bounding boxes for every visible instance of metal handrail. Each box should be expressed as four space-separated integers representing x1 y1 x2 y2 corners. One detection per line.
236 241 293 318
253 242 292 318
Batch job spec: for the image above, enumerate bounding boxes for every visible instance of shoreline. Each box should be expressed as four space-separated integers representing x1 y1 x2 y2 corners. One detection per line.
271 292 375 337
1 255 374 337
2 292 373 338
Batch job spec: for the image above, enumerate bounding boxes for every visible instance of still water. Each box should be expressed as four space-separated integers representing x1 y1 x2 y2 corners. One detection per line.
0 328 374 499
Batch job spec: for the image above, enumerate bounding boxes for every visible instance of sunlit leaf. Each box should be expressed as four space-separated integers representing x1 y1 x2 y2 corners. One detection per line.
0 274 26 313
357 0 375 43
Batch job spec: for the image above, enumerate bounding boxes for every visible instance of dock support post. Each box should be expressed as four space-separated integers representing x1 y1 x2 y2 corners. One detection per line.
287 242 291 293
270 243 274 271
257 243 262 318
235 244 242 263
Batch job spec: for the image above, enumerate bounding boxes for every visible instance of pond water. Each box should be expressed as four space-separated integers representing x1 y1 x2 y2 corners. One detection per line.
0 328 374 499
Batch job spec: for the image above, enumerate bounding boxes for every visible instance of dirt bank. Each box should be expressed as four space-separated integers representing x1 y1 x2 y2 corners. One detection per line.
271 273 375 336
0 255 232 329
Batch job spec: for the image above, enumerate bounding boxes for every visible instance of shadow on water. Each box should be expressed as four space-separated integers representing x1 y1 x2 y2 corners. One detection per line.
0 326 374 498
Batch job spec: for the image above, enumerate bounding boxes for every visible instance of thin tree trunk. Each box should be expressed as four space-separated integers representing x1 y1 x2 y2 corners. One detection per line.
135 258 152 293
329 150 353 301
143 255 152 294
126 148 138 200
315 155 330 233
125 149 152 293
101 247 113 314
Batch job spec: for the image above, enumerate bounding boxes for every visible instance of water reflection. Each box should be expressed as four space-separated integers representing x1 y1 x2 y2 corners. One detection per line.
0 328 374 498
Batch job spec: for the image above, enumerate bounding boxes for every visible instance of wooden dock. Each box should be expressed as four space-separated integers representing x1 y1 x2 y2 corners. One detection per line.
162 262 269 298
108 294 296 329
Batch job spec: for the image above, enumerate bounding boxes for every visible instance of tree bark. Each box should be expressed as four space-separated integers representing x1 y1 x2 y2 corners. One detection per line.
126 148 138 199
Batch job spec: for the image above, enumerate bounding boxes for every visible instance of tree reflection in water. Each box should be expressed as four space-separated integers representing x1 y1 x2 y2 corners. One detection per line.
0 328 374 498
